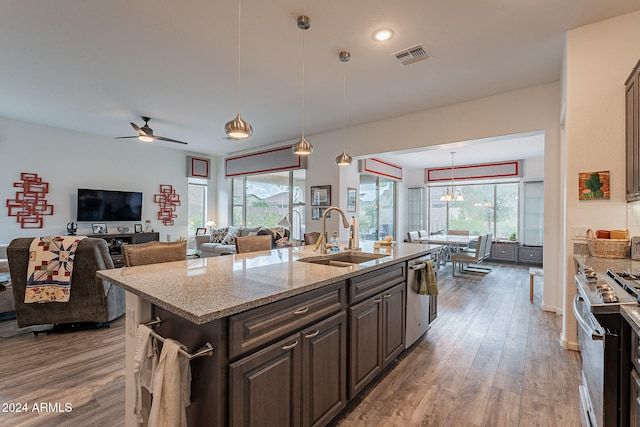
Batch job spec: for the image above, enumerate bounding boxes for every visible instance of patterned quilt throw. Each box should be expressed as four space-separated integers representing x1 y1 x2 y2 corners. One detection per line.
25 236 85 303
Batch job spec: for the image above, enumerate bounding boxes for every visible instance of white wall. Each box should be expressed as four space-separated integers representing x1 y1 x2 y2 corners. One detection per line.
218 82 562 313
562 10 640 349
0 117 215 244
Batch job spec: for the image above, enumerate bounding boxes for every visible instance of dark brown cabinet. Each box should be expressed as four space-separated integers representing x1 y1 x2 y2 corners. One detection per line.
229 311 347 427
626 57 640 201
230 332 302 427
349 282 405 398
228 278 347 427
301 312 347 427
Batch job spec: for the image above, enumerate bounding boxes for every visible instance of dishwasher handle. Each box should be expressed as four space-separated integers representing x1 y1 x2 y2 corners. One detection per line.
572 294 604 341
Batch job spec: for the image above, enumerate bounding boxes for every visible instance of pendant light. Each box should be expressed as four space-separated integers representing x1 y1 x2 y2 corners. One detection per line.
440 152 464 202
292 16 313 155
335 51 352 166
224 0 253 140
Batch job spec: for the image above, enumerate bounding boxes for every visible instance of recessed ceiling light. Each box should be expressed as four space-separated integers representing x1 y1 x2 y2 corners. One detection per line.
372 28 394 42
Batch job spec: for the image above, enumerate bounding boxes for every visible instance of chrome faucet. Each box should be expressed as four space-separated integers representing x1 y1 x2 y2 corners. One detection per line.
321 206 350 254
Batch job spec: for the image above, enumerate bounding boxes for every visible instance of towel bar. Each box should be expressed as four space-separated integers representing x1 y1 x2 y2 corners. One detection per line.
144 316 214 360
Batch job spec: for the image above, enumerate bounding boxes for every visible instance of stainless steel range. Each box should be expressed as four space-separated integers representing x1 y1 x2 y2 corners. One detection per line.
574 269 639 427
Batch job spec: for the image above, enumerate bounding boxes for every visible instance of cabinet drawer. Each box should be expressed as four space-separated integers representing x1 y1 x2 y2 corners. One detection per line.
229 281 346 359
518 246 543 264
491 243 518 261
349 263 405 304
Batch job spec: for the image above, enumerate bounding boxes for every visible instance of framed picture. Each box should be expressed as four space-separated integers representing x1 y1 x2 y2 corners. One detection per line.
578 171 610 200
311 185 331 206
196 227 207 236
347 187 357 212
92 223 108 234
312 207 330 220
134 224 143 233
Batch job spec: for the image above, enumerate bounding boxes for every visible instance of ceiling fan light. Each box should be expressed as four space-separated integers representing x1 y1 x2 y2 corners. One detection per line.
138 135 154 143
335 150 352 166
292 137 313 155
225 113 253 139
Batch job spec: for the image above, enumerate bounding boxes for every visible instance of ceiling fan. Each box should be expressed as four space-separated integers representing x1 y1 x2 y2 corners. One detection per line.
115 116 187 145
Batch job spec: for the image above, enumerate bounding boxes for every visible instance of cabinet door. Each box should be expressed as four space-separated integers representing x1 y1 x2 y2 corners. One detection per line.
229 333 302 427
301 312 347 427
429 295 438 323
627 67 640 201
631 369 640 427
382 283 405 367
349 296 383 398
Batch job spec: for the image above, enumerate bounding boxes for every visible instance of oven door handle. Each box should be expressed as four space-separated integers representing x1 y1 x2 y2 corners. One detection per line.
572 294 604 341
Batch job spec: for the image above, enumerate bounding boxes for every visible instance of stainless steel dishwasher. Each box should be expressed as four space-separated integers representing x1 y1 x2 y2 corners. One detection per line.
405 254 436 348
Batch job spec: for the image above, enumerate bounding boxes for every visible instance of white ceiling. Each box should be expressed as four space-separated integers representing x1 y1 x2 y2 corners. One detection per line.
1 0 639 164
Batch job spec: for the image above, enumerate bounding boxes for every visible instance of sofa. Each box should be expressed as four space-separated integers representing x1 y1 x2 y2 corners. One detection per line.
7 237 125 328
195 226 290 256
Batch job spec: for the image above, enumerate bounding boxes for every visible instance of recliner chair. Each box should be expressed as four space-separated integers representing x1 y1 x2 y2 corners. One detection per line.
7 237 125 328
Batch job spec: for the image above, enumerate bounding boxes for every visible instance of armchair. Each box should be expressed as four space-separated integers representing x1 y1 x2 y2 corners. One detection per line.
7 237 125 328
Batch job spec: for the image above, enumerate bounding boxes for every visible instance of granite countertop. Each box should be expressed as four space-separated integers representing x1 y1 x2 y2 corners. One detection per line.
573 253 640 274
97 241 442 325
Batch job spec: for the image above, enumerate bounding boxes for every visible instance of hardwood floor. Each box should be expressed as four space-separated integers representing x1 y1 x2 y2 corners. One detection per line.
335 263 582 427
0 262 581 426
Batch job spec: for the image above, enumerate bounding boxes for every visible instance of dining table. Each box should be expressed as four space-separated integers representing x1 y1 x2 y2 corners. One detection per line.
418 234 479 265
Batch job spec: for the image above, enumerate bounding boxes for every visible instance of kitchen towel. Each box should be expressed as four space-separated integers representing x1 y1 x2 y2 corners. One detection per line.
148 338 192 427
133 324 159 423
417 260 438 296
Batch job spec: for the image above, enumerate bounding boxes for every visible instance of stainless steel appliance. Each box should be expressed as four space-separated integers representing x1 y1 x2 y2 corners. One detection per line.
631 236 640 260
574 270 638 426
405 255 435 348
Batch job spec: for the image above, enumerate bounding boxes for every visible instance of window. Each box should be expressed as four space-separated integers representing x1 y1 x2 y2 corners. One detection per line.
358 175 396 241
428 182 519 240
231 170 306 241
187 179 207 236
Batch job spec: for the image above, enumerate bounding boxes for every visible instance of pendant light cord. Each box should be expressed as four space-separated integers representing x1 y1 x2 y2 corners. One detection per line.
236 0 242 115
301 28 305 138
343 60 346 149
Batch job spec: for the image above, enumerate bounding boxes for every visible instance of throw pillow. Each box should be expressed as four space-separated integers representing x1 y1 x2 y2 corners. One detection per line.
239 226 261 237
222 226 241 245
210 227 228 243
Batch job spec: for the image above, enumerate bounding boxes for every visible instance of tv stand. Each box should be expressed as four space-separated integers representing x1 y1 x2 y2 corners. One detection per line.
90 232 159 267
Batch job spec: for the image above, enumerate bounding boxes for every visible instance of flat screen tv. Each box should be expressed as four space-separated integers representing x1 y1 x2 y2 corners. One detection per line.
77 188 143 222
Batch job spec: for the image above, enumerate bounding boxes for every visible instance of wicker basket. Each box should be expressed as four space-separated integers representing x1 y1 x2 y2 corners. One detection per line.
586 229 630 258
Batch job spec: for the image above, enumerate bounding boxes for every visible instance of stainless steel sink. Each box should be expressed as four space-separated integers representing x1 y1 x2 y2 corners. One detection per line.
297 252 388 266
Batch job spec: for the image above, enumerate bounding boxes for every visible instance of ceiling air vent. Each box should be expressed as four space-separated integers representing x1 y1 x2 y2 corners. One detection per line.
393 44 430 66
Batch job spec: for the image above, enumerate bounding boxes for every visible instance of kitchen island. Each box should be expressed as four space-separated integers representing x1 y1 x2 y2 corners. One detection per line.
98 241 442 426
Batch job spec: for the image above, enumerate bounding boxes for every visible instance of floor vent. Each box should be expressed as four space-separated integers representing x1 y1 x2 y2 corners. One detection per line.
393 44 430 66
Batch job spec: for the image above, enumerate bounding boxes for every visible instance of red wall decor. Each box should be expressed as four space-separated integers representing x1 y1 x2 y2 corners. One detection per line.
154 184 181 226
6 172 54 228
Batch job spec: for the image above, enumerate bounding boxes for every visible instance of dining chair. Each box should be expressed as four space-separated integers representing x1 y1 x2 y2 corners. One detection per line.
447 229 470 236
451 234 488 280
123 241 187 267
304 232 321 246
235 235 273 254
407 231 420 242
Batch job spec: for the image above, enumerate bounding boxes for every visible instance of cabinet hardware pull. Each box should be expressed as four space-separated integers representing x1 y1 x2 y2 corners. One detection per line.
373 298 383 303
293 307 309 315
282 340 299 350
383 293 391 298
304 330 320 339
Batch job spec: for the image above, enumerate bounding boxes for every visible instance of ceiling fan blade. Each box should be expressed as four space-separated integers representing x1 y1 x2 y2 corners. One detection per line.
130 122 147 136
115 136 139 139
155 136 188 145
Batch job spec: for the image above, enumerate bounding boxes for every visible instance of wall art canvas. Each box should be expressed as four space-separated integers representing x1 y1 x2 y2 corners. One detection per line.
578 171 610 200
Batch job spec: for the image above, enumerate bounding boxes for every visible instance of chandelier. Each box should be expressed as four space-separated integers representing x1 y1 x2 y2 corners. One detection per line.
440 152 464 202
